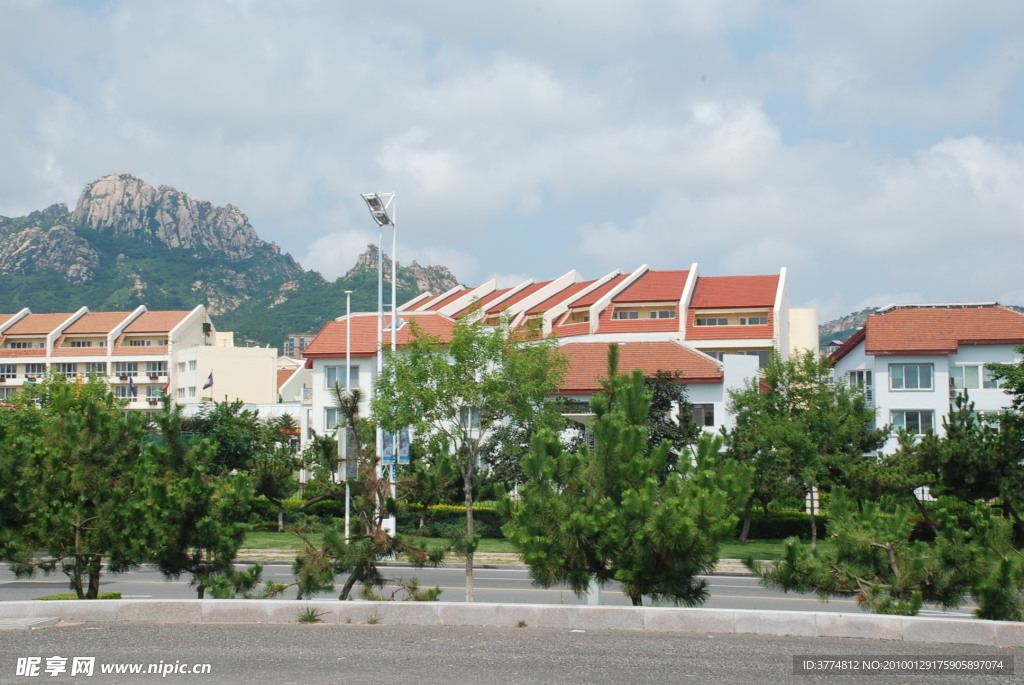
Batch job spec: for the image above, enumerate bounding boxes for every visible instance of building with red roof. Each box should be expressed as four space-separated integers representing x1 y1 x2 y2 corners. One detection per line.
303 263 818 439
830 302 1024 452
0 305 278 413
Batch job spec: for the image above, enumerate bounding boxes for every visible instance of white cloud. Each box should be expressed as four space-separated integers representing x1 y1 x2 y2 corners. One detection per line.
2 0 1024 325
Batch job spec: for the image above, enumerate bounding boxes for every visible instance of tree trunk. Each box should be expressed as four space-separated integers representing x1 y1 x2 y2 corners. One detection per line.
809 509 817 549
464 461 475 603
86 556 102 600
277 504 285 533
739 498 753 543
629 591 642 606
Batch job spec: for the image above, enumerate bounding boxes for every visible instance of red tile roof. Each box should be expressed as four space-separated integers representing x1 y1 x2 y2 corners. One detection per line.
485 281 549 314
613 270 688 303
303 312 457 362
527 280 595 315
834 304 1024 358
567 274 628 308
122 311 192 333
3 312 74 335
690 275 779 308
64 311 134 334
557 341 722 393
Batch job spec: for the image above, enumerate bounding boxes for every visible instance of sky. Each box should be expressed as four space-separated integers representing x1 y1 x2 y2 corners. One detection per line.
2 0 1023 321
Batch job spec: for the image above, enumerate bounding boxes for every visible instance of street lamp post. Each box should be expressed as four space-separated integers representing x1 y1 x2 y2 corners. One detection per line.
361 192 397 536
343 289 353 542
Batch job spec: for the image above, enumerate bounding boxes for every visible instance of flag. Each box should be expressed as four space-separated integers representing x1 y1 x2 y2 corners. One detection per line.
128 377 138 397
202 372 213 390
161 382 169 394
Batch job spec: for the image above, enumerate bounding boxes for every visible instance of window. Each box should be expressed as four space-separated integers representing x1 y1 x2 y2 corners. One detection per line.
24 363 45 377
85 362 107 376
695 317 729 326
189 360 197 371
848 369 874 402
114 385 135 399
188 386 197 398
739 350 770 367
177 362 186 374
890 363 933 390
177 388 186 400
690 404 715 427
891 410 934 435
0 364 15 380
146 362 168 375
114 362 138 376
611 310 639 320
6 341 31 349
56 363 78 378
68 340 92 348
738 316 768 326
127 339 152 347
0 387 15 400
460 408 481 430
325 366 359 389
649 310 676 319
950 364 1001 390
324 408 341 431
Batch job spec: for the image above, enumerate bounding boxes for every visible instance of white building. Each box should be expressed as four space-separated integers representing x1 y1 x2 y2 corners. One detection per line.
830 303 1024 453
302 264 817 440
0 305 278 413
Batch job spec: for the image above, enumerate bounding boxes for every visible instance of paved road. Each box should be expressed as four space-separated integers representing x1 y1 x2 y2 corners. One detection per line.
0 563 977 618
1 622 1017 685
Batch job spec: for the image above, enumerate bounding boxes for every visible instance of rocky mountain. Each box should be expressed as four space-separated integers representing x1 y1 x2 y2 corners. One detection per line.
818 308 875 346
0 174 461 347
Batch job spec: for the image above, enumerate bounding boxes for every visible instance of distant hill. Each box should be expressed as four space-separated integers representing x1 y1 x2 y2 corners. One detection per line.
0 174 460 348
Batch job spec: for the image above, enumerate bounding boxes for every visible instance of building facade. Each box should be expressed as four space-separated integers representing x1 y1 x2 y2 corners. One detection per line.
301 263 818 443
0 305 278 412
830 303 1024 453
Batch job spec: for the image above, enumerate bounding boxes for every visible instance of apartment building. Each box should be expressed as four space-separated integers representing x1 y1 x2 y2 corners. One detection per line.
830 302 1024 453
302 263 818 439
0 305 278 411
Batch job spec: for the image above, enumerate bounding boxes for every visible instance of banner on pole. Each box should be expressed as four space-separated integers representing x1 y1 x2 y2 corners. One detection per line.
382 431 396 465
398 427 410 465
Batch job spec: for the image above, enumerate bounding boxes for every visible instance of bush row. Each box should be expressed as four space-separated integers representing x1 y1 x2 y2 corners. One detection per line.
250 497 840 540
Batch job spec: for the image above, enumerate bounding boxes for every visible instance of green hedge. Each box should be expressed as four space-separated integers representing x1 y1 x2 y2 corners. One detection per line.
397 504 504 538
249 497 347 530
740 511 828 539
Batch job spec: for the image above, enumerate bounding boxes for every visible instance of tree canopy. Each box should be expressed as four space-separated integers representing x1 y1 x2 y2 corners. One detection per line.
372 315 567 601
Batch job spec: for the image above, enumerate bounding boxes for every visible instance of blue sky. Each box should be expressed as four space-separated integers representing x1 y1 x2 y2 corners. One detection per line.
2 0 1023 320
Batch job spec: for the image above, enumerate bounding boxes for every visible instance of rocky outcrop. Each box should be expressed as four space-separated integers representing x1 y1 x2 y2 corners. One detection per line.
346 243 461 296
70 173 261 260
0 224 99 284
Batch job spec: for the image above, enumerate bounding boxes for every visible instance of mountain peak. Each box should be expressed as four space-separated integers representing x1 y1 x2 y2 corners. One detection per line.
71 173 262 260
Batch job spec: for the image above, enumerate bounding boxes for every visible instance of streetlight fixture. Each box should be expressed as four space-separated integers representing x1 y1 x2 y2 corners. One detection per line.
360 191 398 536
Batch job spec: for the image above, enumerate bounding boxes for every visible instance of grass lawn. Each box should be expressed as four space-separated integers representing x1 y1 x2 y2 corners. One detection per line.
243 532 824 560
242 531 516 555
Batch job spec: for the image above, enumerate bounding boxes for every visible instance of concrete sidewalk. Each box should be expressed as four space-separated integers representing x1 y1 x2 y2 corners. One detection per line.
1 599 1022 647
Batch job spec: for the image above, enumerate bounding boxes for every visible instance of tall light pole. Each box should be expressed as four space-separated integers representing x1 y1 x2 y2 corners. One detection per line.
343 289 353 542
361 191 397 535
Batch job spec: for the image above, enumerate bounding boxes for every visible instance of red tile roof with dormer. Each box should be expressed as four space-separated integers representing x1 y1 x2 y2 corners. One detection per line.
686 275 779 341
557 341 722 393
302 312 458 365
52 312 135 357
832 304 1024 359
0 313 73 357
